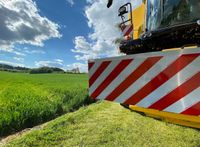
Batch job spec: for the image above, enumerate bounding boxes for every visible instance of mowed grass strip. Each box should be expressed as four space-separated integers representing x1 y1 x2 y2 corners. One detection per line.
0 72 92 137
5 101 200 147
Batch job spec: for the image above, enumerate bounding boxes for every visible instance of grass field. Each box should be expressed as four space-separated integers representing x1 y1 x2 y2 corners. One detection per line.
5 101 200 147
0 72 91 137
1 71 200 146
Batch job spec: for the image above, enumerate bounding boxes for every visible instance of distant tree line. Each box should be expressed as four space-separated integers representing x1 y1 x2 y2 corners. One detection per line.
0 64 65 74
29 67 65 74
0 63 84 74
0 64 30 73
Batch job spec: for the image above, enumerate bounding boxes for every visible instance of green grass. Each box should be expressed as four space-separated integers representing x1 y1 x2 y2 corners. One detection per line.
6 101 200 147
1 71 200 146
0 72 92 137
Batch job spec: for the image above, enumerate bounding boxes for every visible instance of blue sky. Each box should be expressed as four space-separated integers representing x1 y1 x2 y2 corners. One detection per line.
0 0 139 72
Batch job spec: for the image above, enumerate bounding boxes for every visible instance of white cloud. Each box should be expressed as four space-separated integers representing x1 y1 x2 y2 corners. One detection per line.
12 51 26 56
72 0 141 62
66 62 88 73
14 57 24 62
55 59 64 63
0 48 26 56
0 49 26 56
0 0 62 52
36 59 87 72
72 36 90 53
66 0 74 6
35 59 64 68
23 48 46 54
0 60 24 67
71 36 97 61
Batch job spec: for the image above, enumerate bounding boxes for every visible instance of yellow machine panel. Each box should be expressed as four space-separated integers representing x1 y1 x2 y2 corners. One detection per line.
131 3 145 39
129 105 200 129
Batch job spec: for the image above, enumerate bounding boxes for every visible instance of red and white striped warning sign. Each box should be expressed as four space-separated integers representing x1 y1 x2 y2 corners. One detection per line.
121 24 133 37
88 49 200 117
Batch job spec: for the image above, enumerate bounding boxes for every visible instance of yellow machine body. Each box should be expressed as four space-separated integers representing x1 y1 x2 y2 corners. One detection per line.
131 3 145 39
129 105 200 129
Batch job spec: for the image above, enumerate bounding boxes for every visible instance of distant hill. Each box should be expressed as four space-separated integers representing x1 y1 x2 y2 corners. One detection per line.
29 67 65 74
0 63 30 73
0 63 65 74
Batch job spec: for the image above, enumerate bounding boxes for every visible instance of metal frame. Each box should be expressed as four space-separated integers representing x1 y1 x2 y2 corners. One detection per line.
118 3 133 27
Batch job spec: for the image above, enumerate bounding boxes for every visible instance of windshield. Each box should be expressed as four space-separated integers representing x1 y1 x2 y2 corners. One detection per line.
147 0 200 31
147 0 162 31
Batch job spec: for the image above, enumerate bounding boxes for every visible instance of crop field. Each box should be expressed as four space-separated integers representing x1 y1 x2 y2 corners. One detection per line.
0 71 200 147
0 71 91 137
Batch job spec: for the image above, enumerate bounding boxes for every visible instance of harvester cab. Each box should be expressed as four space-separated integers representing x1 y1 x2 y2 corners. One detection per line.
88 0 200 129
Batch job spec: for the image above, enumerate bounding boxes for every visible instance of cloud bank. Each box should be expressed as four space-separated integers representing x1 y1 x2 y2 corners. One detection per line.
72 0 142 61
70 0 141 72
35 59 64 68
0 0 61 52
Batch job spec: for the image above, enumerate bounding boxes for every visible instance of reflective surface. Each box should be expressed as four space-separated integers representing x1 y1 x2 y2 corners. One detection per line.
147 0 200 31
89 48 200 117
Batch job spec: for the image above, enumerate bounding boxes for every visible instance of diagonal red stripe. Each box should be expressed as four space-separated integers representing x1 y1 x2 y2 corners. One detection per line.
123 25 132 34
88 62 95 70
149 72 200 111
105 56 162 101
124 54 200 105
124 25 133 36
181 101 200 116
89 61 111 87
91 59 133 99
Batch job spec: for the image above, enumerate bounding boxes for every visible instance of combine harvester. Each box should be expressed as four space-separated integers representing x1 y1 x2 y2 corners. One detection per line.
88 0 200 128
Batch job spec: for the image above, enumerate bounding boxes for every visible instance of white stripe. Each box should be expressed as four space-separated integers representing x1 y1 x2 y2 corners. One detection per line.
89 60 121 95
137 57 200 108
122 25 131 34
89 61 104 78
89 50 200 77
115 55 179 103
164 87 200 113
123 25 132 35
97 58 145 100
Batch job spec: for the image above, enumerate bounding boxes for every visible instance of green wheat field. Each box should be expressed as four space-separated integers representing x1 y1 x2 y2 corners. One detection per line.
0 72 90 136
0 71 200 147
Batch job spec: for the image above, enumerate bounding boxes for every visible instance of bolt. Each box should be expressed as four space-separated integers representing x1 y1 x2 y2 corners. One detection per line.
197 20 200 25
